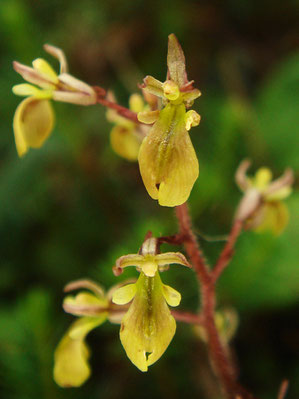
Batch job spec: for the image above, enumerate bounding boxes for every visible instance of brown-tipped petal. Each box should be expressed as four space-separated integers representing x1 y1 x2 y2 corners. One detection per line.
167 34 187 87
115 254 145 270
265 168 294 200
235 159 251 192
13 61 56 89
64 279 105 298
155 252 191 268
43 44 68 74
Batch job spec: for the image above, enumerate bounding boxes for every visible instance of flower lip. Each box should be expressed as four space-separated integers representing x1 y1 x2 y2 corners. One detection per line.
114 271 181 372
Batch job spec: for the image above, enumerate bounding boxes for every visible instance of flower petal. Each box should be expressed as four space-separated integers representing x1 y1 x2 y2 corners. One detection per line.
32 58 58 83
254 202 289 235
53 316 106 387
138 103 199 207
252 167 272 190
13 97 54 157
63 292 108 317
162 284 181 307
155 252 191 268
119 272 176 372
182 89 201 105
115 254 145 270
64 279 106 298
138 110 160 124
112 283 137 305
52 90 96 106
110 125 141 161
185 110 201 130
13 61 56 89
129 93 144 113
235 159 251 192
265 168 294 200
12 83 52 99
43 44 68 74
142 75 164 98
58 73 96 102
167 34 187 87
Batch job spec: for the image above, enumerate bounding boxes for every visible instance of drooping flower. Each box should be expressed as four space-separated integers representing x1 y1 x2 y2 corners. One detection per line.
12 44 97 157
54 279 127 388
235 160 294 235
137 34 201 207
106 93 149 161
112 237 190 371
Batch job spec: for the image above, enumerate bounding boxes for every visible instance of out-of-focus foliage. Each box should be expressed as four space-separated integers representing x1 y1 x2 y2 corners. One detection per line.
0 1 298 399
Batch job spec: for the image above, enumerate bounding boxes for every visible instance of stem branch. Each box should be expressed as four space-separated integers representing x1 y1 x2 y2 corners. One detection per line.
94 86 140 124
211 219 243 283
173 203 256 399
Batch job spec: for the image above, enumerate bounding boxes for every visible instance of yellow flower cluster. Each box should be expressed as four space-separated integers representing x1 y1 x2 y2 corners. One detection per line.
12 35 202 207
12 44 96 157
53 240 190 385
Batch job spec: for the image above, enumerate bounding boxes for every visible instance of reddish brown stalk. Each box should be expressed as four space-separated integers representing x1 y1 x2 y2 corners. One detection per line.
211 219 243 283
175 203 210 285
277 380 289 399
171 310 204 325
94 86 140 124
173 203 257 399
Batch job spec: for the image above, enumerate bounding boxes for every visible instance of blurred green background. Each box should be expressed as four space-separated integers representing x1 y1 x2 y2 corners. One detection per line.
0 0 298 398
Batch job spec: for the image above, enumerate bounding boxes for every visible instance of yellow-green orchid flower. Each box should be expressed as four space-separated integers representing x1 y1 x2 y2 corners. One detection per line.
106 93 149 161
12 44 97 157
112 237 190 371
113 237 191 277
235 160 294 235
137 34 201 207
54 279 127 388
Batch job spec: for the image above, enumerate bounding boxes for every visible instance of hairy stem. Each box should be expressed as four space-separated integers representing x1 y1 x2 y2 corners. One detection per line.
173 203 257 399
211 219 243 283
175 203 210 285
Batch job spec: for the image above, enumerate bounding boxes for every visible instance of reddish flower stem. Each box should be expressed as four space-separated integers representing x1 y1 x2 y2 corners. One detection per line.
171 310 204 325
211 219 243 283
175 203 210 285
172 203 257 399
94 86 140 124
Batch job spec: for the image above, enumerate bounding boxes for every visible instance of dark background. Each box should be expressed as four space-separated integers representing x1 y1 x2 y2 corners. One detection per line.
0 0 298 398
